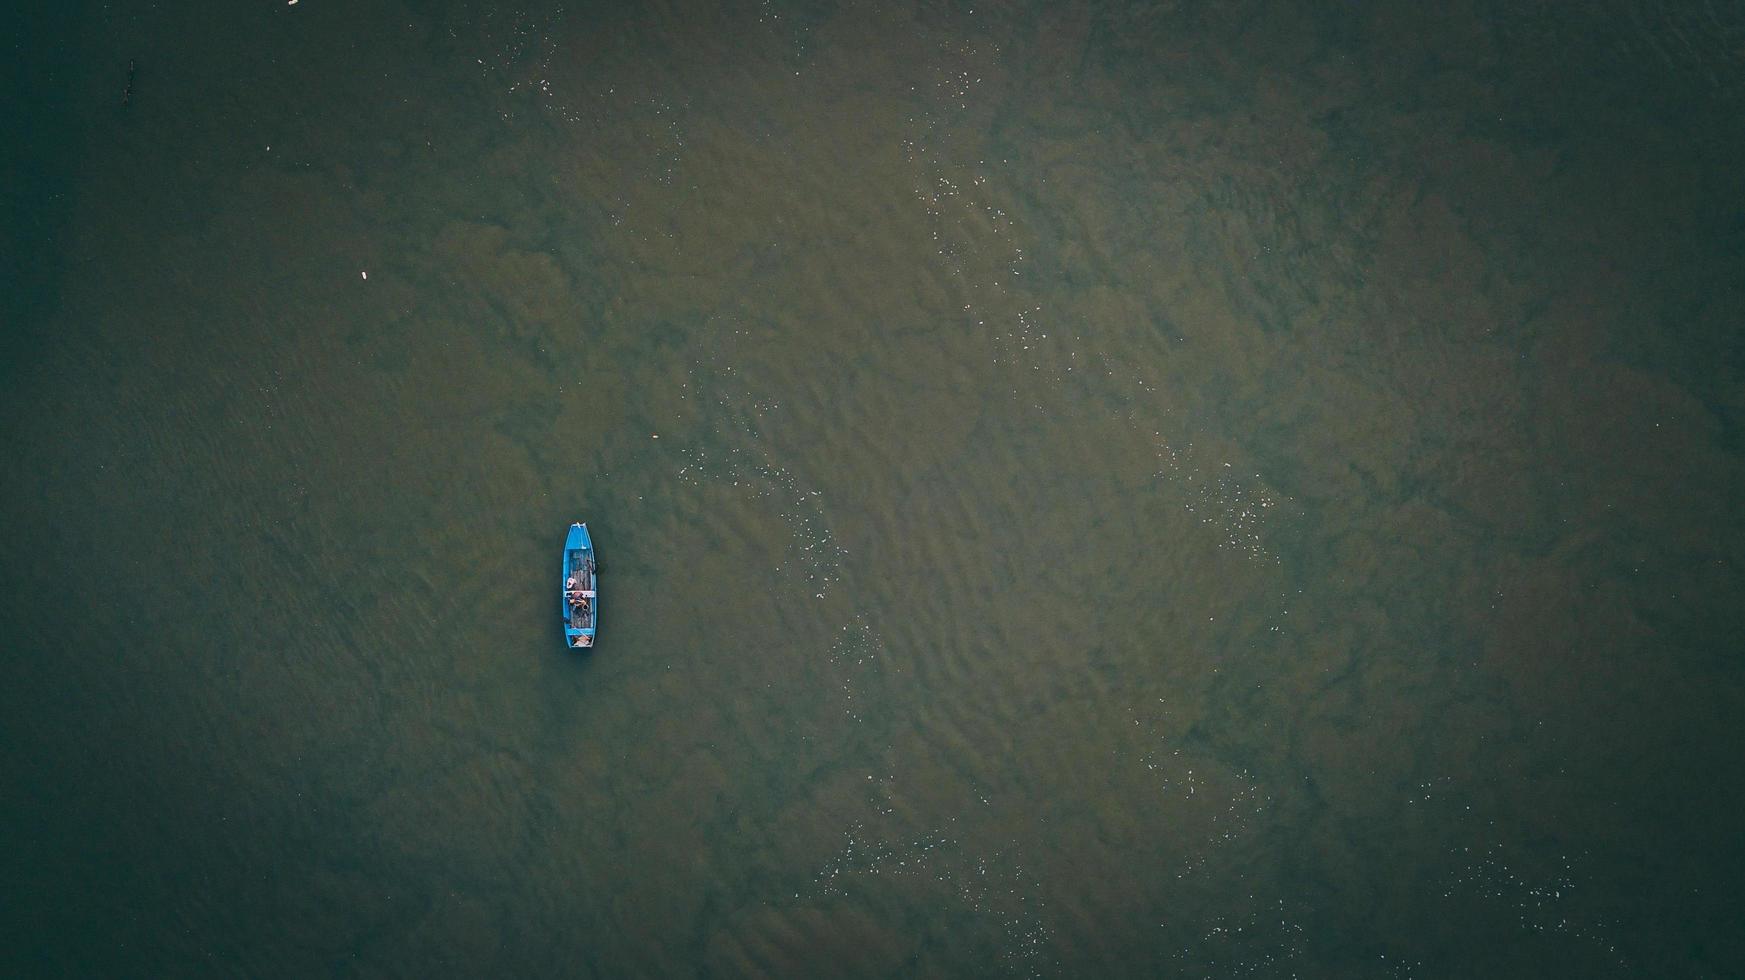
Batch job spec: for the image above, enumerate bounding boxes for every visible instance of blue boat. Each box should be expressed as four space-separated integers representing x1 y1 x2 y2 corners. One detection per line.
561 522 597 649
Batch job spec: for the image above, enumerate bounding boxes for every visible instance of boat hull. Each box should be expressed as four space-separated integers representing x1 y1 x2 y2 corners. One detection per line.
561 522 597 649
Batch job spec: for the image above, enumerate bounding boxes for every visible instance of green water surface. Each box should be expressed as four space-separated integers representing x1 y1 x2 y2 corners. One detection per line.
4 0 1743 975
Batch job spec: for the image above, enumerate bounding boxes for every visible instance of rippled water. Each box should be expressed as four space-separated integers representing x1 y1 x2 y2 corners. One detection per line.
4 0 1743 975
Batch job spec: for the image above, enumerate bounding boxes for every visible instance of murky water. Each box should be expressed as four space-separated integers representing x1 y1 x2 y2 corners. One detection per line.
4 0 1744 975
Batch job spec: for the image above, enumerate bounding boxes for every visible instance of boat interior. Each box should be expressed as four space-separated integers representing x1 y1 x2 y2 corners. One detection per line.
567 554 596 644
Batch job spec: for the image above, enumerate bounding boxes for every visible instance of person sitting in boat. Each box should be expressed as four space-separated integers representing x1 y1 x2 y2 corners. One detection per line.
566 576 579 590
574 634 591 647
